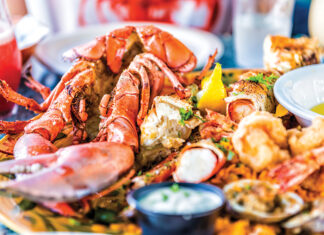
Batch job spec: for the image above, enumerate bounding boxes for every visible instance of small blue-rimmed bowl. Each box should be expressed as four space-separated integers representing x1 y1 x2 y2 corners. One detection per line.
127 182 225 235
274 64 324 127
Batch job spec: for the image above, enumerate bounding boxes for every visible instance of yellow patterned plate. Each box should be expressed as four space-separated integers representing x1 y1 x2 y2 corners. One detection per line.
0 69 247 234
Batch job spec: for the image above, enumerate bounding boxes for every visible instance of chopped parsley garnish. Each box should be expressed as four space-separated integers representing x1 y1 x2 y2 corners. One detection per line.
171 183 180 192
221 137 229 142
214 143 227 153
232 91 244 96
162 193 169 201
179 108 205 126
190 95 198 108
179 108 194 125
137 170 142 176
246 73 278 90
212 138 236 161
184 191 190 197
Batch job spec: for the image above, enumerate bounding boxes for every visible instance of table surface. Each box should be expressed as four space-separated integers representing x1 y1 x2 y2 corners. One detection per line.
0 35 236 234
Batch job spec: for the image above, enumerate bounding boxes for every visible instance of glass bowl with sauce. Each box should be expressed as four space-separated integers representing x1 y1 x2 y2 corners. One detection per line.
274 64 324 127
127 182 225 235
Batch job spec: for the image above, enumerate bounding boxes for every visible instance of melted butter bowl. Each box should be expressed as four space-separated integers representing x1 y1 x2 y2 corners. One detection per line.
127 182 225 235
274 64 324 127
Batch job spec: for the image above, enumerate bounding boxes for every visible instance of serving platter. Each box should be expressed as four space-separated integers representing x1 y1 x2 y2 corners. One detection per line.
35 22 224 75
0 68 246 234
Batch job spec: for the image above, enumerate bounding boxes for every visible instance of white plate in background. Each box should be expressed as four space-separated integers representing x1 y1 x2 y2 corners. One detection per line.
35 21 224 75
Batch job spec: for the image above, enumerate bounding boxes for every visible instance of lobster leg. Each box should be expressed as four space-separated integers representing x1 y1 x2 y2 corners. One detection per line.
23 67 51 100
128 62 150 126
0 80 43 112
25 69 94 141
0 61 93 114
97 70 140 150
198 49 218 80
0 120 31 135
138 53 191 99
40 61 93 111
99 94 111 117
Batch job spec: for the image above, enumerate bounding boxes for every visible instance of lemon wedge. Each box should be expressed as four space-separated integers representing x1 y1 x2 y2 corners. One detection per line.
275 104 289 117
197 63 227 113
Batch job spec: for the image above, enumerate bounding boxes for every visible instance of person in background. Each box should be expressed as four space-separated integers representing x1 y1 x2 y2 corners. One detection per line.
24 0 232 34
6 0 26 23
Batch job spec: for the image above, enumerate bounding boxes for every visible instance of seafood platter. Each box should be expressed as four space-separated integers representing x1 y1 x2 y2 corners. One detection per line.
0 25 324 234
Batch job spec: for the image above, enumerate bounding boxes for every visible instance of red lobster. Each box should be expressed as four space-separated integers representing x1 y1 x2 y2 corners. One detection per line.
0 26 197 210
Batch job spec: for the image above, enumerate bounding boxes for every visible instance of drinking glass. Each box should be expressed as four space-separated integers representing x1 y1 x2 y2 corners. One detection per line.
0 0 22 116
309 0 324 47
233 0 295 68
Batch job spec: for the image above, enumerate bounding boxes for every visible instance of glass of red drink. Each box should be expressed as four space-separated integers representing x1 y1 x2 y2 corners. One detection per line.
0 0 22 116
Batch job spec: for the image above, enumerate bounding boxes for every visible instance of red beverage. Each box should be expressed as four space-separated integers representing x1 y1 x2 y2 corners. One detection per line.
0 23 22 115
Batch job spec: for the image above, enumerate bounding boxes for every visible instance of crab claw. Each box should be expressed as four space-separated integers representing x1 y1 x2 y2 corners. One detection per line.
0 142 134 202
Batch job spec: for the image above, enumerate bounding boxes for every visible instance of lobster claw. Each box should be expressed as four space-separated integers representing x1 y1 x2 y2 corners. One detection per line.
0 142 134 202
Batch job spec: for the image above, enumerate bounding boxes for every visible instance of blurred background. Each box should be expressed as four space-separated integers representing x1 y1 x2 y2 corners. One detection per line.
6 0 320 69
6 0 312 35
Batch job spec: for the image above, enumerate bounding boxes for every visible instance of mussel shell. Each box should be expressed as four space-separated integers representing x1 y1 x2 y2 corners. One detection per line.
283 199 324 233
224 179 304 223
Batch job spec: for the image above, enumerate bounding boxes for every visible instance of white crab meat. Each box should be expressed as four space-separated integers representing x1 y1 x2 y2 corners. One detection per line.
139 95 202 165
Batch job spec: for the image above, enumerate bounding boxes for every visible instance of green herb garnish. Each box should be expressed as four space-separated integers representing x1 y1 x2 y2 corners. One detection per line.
214 143 227 153
212 138 235 161
220 137 229 143
184 191 190 197
162 193 169 201
190 95 198 108
137 170 142 176
179 108 205 125
232 92 244 96
179 108 194 126
246 73 278 90
171 183 180 192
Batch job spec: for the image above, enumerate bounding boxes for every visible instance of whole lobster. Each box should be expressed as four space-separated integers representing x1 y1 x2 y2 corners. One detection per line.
0 25 197 210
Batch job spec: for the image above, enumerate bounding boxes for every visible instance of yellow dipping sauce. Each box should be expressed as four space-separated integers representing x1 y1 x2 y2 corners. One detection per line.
311 103 324 115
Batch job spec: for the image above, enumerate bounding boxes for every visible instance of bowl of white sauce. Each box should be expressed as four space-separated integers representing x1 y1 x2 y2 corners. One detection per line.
127 182 225 235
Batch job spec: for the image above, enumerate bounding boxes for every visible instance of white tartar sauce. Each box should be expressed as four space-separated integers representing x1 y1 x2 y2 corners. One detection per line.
139 184 222 214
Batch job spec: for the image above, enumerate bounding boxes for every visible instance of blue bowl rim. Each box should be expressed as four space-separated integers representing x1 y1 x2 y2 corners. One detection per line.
127 182 225 218
274 63 324 122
